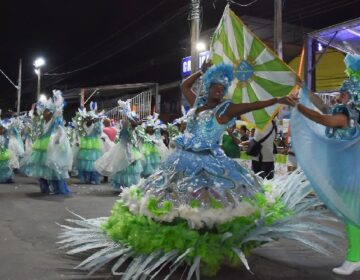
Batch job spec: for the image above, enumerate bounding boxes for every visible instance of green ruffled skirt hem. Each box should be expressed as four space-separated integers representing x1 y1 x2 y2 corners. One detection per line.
102 193 291 277
79 137 102 150
21 149 64 180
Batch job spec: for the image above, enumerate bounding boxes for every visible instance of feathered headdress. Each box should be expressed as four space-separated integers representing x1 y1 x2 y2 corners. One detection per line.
117 99 139 121
173 105 190 124
341 54 360 105
203 63 234 96
143 113 166 130
0 118 11 129
78 101 105 119
36 90 65 116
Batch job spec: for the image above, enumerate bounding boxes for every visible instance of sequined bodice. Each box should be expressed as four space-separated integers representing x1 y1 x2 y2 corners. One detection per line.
175 101 235 152
326 105 360 140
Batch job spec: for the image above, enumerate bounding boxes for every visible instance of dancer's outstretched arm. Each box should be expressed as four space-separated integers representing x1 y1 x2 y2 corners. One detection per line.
217 97 293 124
296 103 348 128
305 89 329 114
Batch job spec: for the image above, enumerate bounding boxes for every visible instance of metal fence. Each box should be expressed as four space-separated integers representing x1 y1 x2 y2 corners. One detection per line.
317 91 338 106
105 90 152 122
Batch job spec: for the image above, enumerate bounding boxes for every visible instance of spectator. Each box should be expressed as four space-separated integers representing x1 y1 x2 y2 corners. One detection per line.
222 124 241 158
239 125 249 141
251 120 277 179
102 118 117 142
250 128 255 139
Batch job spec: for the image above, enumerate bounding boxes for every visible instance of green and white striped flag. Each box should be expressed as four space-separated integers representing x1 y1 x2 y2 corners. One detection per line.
210 5 298 129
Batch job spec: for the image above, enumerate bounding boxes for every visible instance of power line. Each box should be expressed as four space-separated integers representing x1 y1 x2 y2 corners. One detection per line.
42 5 188 78
0 67 18 89
286 0 360 23
45 0 172 75
228 0 258 7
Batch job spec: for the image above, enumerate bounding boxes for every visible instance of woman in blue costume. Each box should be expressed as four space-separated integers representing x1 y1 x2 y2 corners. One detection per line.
59 63 341 279
75 102 104 185
21 91 72 195
290 54 360 276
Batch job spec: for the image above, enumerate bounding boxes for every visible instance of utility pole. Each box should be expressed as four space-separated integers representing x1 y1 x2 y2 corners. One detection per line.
189 0 201 73
274 0 283 59
36 67 41 100
17 59 22 115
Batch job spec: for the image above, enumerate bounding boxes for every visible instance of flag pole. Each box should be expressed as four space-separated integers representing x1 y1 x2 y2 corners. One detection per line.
189 0 201 73
274 0 283 59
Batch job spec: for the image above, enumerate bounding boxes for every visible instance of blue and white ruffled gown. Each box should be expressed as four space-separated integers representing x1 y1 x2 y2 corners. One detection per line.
291 89 360 226
95 125 143 190
125 100 261 223
291 88 360 262
20 117 72 194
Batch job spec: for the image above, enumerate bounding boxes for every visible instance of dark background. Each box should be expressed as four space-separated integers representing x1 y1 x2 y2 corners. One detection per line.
1 0 360 111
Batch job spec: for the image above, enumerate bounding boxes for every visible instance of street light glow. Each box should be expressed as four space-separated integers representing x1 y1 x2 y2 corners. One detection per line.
39 94 47 101
196 42 206 51
33 57 45 68
317 43 323 52
34 69 40 75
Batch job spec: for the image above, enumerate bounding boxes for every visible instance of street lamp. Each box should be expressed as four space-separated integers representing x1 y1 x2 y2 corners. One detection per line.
39 94 47 102
196 41 206 52
33 57 45 100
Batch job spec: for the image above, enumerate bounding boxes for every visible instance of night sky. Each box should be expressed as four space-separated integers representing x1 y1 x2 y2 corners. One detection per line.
1 0 360 111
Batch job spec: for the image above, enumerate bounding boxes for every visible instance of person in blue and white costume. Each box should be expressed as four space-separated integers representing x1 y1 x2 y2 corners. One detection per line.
290 54 360 276
7 116 25 169
140 113 169 177
20 90 72 195
75 102 104 185
0 118 15 183
95 99 143 190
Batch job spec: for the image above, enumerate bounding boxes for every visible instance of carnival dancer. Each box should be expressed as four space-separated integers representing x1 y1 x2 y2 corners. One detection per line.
20 90 72 194
22 116 33 155
60 63 340 279
140 113 168 177
65 122 80 177
75 102 104 185
95 100 143 190
8 116 25 169
289 54 360 276
0 119 15 183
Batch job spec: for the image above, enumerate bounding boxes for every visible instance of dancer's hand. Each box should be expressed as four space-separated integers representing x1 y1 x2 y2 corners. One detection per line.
201 59 213 73
277 96 298 106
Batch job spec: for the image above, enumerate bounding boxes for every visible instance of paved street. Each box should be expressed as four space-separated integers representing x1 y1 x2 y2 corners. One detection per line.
0 174 358 280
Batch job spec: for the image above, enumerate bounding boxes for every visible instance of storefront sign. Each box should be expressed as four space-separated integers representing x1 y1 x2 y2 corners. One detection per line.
181 51 210 77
